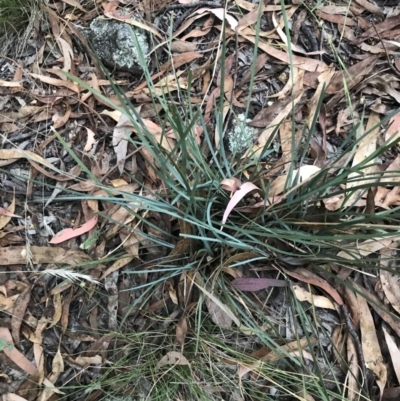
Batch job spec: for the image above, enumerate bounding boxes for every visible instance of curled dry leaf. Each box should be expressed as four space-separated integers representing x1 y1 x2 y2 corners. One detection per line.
206 296 233 329
49 216 98 244
74 355 102 366
293 285 336 310
84 128 96 152
220 177 241 193
222 182 263 224
156 351 190 369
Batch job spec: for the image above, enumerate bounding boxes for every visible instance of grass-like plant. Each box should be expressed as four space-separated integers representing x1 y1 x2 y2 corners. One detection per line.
55 36 400 398
3 4 400 401
0 0 43 35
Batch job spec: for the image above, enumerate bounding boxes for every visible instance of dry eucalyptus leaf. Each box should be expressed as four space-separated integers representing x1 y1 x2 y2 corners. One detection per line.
156 351 190 369
293 285 336 310
206 296 233 329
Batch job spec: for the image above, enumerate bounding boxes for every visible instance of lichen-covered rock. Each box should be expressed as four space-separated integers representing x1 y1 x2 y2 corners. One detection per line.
228 114 255 154
87 17 149 75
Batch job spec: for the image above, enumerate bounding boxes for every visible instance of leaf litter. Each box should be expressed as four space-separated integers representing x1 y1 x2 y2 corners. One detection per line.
2 0 400 399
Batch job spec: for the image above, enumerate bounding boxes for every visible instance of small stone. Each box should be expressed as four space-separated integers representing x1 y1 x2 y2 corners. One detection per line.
87 17 149 75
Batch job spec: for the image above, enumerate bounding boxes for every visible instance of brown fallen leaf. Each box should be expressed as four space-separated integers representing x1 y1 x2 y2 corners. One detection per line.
113 113 132 174
206 295 233 329
346 336 360 400
49 293 62 329
326 56 379 95
0 293 19 311
315 10 358 27
338 237 398 261
83 128 96 152
352 15 400 44
56 37 74 72
241 34 328 73
253 90 304 151
232 278 289 291
11 285 31 346
73 355 102 366
171 40 197 53
383 326 400 385
0 327 39 377
282 267 343 306
240 337 318 377
345 112 380 206
0 246 90 265
0 105 44 123
357 292 387 399
156 351 190 369
35 343 46 386
380 266 400 315
61 0 87 12
176 316 188 352
38 346 64 401
192 7 237 30
353 281 400 338
29 73 81 92
220 177 242 193
293 285 336 310
0 79 23 88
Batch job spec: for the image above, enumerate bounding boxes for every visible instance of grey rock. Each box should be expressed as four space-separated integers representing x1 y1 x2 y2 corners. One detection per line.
86 17 149 75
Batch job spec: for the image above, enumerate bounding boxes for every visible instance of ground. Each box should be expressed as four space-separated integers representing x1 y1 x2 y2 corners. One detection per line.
1 0 400 401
